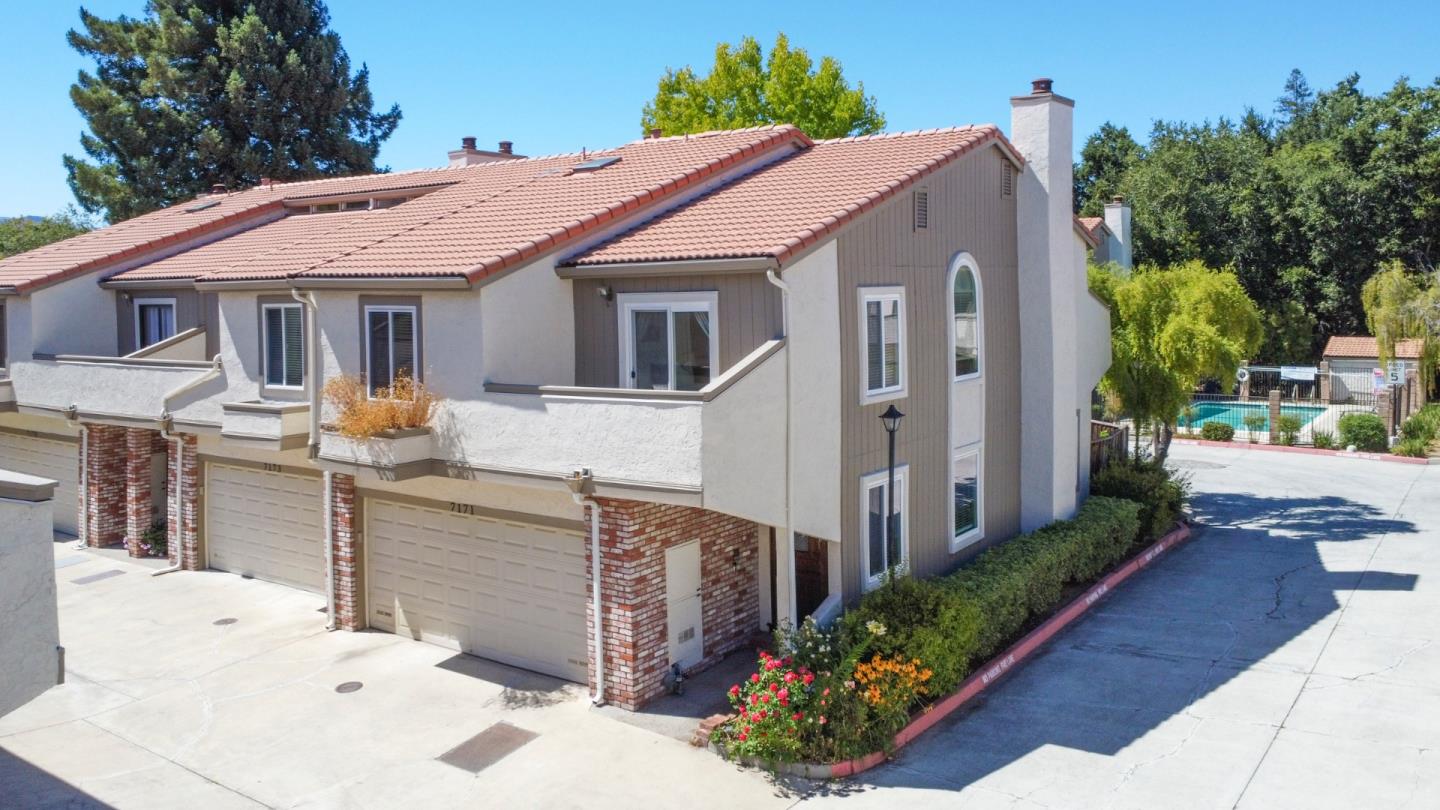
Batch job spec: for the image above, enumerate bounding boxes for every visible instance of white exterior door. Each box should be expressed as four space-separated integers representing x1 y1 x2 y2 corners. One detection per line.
0 432 79 535
665 540 704 670
206 463 325 593
367 499 588 682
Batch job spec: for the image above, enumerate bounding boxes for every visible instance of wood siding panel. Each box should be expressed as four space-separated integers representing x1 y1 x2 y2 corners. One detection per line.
837 145 1021 600
572 274 783 387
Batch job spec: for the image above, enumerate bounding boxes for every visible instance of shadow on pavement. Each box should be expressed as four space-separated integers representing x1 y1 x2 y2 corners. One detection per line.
0 747 114 809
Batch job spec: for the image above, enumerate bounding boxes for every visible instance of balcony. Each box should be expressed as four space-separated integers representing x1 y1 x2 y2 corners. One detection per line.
10 354 221 428
220 400 311 452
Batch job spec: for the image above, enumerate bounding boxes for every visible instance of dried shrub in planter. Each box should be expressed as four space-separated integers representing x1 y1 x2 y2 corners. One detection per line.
323 374 439 439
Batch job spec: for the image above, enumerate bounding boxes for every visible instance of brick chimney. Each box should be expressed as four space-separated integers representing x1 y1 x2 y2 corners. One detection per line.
448 136 524 167
1011 77 1079 531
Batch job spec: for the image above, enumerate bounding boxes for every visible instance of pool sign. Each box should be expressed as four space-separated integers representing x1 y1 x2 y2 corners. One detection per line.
1280 366 1317 381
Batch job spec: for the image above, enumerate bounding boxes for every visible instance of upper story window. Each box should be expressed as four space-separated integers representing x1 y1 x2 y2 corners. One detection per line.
262 304 305 389
862 466 908 591
0 301 7 370
365 305 418 395
134 297 176 349
860 287 906 402
952 446 982 549
618 292 718 392
952 257 981 380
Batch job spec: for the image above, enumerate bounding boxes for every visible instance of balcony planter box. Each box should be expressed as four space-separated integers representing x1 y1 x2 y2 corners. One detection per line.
318 427 433 480
220 401 310 451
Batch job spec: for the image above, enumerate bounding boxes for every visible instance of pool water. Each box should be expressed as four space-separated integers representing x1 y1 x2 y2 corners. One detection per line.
1183 402 1327 431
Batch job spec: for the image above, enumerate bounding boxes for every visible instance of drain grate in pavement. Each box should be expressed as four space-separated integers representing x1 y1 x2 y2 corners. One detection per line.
54 555 89 569
437 722 537 774
335 681 364 694
71 569 124 585
213 618 238 626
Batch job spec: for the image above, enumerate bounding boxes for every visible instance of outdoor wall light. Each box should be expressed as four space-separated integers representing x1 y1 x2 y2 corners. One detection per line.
596 284 614 302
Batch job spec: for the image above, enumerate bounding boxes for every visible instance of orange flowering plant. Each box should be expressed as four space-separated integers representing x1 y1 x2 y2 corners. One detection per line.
852 653 933 737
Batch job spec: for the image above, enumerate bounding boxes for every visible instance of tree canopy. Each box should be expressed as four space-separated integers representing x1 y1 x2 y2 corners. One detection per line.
1075 71 1440 361
641 33 884 139
0 210 92 259
1090 261 1262 462
1362 261 1440 392
65 0 401 222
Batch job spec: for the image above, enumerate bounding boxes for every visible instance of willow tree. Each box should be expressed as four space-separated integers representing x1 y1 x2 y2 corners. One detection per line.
1090 261 1263 462
641 33 884 139
64 0 401 222
1362 261 1440 393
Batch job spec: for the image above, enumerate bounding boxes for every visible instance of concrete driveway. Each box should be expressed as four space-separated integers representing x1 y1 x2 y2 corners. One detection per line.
800 443 1438 809
0 546 789 810
4 443 1437 809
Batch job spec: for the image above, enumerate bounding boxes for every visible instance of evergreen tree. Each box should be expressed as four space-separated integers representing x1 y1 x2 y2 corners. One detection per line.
1073 123 1141 216
64 0 401 222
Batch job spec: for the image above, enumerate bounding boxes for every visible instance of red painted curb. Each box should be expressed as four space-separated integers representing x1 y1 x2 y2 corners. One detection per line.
807 523 1194 779
1172 438 1430 465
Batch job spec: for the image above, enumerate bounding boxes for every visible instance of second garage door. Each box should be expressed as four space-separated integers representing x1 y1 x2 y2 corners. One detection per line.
367 498 588 681
0 431 79 535
206 463 325 593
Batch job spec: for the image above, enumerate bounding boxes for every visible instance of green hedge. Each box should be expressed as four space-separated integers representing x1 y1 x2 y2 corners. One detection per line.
1339 412 1388 452
1201 421 1235 441
1092 460 1189 543
843 496 1142 695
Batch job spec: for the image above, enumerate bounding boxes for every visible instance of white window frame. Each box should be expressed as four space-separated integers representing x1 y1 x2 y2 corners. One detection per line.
858 286 907 403
133 297 177 350
261 303 305 390
861 465 909 592
951 444 984 552
949 253 983 382
364 304 419 396
616 291 720 391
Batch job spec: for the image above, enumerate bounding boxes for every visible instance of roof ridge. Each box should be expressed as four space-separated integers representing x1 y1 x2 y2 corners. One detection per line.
811 124 999 145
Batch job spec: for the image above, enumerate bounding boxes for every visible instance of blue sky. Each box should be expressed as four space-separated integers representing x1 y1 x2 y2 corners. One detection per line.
3 1 1438 219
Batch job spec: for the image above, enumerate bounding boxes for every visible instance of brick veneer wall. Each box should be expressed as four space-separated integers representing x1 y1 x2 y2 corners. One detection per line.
166 435 201 570
80 425 126 548
124 428 155 557
330 473 363 630
585 498 759 710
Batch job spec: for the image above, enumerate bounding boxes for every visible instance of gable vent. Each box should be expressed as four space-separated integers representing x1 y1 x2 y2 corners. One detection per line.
912 189 929 231
1001 161 1014 198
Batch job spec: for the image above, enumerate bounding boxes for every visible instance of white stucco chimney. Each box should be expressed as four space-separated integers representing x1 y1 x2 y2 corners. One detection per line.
1103 195 1132 270
1011 78 1081 531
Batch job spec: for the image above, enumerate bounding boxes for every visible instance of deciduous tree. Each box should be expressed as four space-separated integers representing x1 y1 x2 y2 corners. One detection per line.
1362 261 1440 392
0 210 92 259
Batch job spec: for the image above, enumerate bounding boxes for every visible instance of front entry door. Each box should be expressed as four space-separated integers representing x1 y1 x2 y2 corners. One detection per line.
665 541 704 669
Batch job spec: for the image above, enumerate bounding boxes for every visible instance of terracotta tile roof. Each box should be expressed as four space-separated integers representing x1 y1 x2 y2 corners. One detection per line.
99 126 808 285
0 164 510 293
1076 216 1109 247
1322 335 1424 359
565 126 1024 268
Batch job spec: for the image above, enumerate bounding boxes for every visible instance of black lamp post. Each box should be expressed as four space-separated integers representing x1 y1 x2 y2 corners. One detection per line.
879 404 904 583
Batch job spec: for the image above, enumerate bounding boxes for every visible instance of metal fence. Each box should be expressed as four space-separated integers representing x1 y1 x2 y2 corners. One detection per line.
1184 367 1400 447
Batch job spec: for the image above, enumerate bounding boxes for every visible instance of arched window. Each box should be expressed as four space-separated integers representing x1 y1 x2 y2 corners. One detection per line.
952 258 981 379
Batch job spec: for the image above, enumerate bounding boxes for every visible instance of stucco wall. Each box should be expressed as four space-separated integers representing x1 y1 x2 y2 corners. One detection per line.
0 487 60 718
481 257 575 386
784 241 843 541
30 273 117 357
700 344 787 527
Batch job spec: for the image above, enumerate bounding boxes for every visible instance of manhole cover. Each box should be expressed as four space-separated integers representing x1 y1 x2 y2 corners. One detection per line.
212 618 238 626
335 681 364 694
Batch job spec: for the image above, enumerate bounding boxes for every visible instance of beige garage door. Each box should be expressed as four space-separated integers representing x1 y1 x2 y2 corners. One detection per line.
367 498 588 681
206 463 325 593
0 431 79 535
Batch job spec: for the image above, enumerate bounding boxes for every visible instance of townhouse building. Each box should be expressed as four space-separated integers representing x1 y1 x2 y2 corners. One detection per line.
0 79 1109 710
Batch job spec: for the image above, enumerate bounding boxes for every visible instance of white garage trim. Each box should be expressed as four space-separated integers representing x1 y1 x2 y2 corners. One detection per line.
0 430 79 535
206 461 325 593
365 496 588 682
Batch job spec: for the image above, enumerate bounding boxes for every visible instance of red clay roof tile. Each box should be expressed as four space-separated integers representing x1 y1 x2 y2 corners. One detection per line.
1322 335 1424 360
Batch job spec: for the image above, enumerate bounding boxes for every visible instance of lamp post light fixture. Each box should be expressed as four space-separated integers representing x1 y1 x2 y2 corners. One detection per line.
879 404 904 586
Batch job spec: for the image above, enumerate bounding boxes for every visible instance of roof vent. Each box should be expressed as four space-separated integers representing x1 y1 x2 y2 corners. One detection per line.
498 140 513 155
210 183 228 195
572 155 621 172
912 190 929 231
1001 161 1014 198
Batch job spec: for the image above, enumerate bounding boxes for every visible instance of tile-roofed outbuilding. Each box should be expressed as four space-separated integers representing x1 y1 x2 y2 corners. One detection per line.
1322 335 1424 360
1075 215 1110 247
564 125 1023 268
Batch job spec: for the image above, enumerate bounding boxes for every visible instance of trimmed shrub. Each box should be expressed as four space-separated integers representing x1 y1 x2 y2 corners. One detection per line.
843 497 1141 696
1273 414 1302 446
1201 421 1235 442
1400 413 1436 444
1242 412 1267 440
1091 459 1189 543
1312 430 1336 450
1338 412 1388 452
1393 437 1430 458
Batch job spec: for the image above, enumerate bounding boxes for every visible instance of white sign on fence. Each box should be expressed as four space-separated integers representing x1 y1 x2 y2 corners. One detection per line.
1387 361 1406 386
1373 368 1387 393
1280 366 1318 382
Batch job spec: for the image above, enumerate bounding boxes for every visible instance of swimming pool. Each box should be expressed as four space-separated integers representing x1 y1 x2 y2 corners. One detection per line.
1182 402 1327 431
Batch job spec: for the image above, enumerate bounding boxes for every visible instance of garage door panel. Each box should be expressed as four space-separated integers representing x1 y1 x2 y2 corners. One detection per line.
369 498 587 682
207 463 324 593
0 432 79 535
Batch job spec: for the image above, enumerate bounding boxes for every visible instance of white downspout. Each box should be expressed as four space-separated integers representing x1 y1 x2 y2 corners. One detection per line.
65 407 87 551
567 468 604 706
290 289 333 629
149 354 222 576
765 268 797 625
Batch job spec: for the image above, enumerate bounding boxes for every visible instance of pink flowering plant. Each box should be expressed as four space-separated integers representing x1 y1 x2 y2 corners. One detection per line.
721 650 820 763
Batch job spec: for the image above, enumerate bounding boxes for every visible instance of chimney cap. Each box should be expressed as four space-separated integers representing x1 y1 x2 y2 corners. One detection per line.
1031 78 1054 94
649 128 663 139
210 183 227 195
1111 195 1125 204
461 136 477 150
498 140 513 155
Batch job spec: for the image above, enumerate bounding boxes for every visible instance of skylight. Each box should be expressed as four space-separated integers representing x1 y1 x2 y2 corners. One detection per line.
185 199 222 213
572 156 621 172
